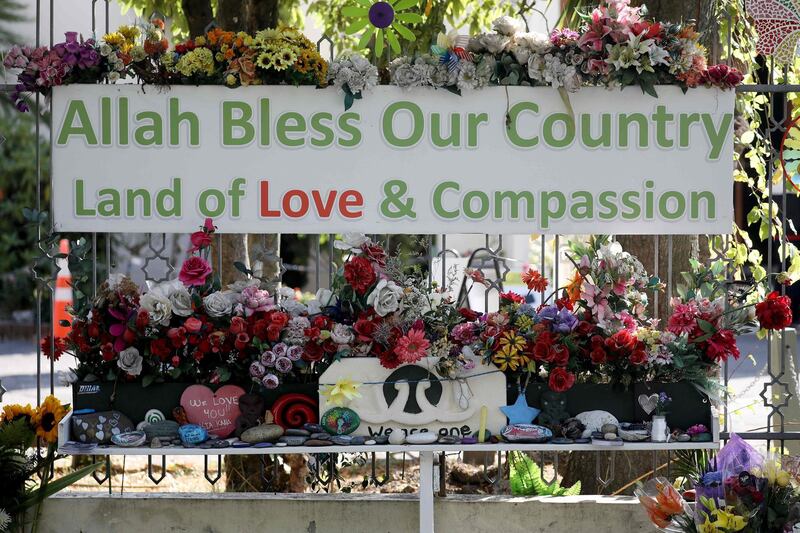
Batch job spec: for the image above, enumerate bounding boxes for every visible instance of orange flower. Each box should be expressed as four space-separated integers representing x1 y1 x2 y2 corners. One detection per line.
637 480 685 528
655 481 684 515
565 271 583 302
638 496 672 528
521 268 548 292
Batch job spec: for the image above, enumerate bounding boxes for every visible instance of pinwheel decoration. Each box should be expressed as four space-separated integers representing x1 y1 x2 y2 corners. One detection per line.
430 30 472 72
344 0 424 56
746 0 800 63
780 114 800 193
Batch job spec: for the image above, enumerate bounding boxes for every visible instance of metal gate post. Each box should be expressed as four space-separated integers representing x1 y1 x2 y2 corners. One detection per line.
419 451 435 533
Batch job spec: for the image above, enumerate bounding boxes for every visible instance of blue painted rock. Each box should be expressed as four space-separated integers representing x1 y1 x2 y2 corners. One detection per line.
178 424 209 445
321 407 360 435
501 424 553 443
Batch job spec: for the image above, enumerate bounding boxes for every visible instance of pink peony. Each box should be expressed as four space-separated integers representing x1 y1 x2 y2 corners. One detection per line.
394 328 430 364
241 285 274 317
667 299 699 336
179 256 212 286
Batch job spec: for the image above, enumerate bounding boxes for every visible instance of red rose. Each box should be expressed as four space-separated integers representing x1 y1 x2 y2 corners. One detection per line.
548 367 576 393
266 324 282 342
178 256 213 287
171 355 181 366
135 309 150 330
88 321 101 338
480 325 501 342
756 291 793 331
167 327 187 348
304 327 321 340
629 348 648 366
353 318 378 342
312 315 330 330
270 312 289 328
302 342 324 362
150 338 172 361
575 320 595 336
533 342 554 362
551 344 569 366
229 316 247 335
101 342 115 361
234 332 250 351
344 256 376 295
252 319 270 340
459 308 481 321
590 347 607 364
189 230 213 253
184 317 203 334
361 243 387 267
122 328 137 344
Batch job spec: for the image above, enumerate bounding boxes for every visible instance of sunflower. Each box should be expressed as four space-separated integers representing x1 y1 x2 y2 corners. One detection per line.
343 0 424 56
33 396 68 444
2 403 35 424
492 345 521 372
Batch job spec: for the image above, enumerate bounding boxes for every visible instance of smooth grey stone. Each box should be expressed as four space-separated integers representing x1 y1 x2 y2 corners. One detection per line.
241 424 284 444
551 437 574 444
373 435 389 445
278 436 308 446
253 442 274 448
232 441 252 448
309 432 331 441
438 435 459 444
303 423 324 433
199 442 213 449
600 424 618 435
285 429 311 437
350 436 368 445
275 442 288 447
364 440 376 445
144 420 180 440
676 434 691 442
603 432 618 440
331 436 352 445
150 437 162 448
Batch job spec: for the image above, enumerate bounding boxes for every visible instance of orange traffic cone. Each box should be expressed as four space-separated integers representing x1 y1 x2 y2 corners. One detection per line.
53 239 72 339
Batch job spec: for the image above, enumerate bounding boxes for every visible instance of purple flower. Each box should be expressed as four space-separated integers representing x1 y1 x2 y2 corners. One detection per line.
274 356 292 373
261 373 279 389
286 345 303 361
249 361 266 379
541 305 579 333
260 350 276 367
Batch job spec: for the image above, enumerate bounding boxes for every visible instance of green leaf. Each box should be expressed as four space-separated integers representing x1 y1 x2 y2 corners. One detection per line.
233 261 252 276
142 375 155 388
14 461 102 512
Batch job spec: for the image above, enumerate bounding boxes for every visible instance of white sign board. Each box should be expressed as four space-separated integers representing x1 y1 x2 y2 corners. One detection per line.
52 85 734 234
318 357 507 439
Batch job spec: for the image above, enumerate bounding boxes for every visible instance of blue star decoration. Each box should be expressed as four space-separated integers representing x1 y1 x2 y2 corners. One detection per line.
501 393 540 425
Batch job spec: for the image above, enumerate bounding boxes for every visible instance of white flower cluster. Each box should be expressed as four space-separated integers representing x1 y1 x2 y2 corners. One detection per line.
388 55 456 89
528 53 581 92
327 53 378 94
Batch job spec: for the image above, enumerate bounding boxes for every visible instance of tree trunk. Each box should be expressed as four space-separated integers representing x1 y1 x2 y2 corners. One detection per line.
182 0 213 37
559 0 716 495
217 0 279 32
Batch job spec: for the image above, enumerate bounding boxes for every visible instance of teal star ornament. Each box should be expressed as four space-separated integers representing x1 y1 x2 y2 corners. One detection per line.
501 393 540 425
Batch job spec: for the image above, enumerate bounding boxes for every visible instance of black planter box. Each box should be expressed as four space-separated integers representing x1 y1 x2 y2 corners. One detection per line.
72 381 319 426
507 381 712 431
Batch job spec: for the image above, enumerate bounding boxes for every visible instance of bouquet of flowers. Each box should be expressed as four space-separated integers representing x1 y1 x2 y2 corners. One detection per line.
320 233 467 372
0 396 97 532
54 219 322 389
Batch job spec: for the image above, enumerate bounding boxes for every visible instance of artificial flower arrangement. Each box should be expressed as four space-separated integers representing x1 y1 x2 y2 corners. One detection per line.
3 0 742 113
0 396 97 532
48 219 337 391
636 434 800 532
46 228 791 399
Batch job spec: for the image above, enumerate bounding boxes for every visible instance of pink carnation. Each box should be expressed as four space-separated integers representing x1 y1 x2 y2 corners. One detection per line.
667 299 698 336
451 323 477 344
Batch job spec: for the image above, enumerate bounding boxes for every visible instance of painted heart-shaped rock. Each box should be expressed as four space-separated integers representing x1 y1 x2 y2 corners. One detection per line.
638 394 659 415
180 384 246 438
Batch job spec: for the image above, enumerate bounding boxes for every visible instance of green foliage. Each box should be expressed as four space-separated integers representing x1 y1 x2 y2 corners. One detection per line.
0 0 25 45
670 449 711 487
509 451 581 496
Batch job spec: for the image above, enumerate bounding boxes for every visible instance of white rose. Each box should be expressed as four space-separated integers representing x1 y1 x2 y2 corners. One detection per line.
330 323 354 345
170 285 193 317
492 16 524 37
366 279 404 317
278 286 296 299
283 299 308 317
315 288 338 307
480 33 511 54
203 291 233 318
140 292 173 326
334 232 369 252
117 347 143 377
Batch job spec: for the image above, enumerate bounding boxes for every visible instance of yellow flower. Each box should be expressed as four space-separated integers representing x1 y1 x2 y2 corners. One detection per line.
698 515 718 533
175 48 215 77
515 315 533 330
118 25 140 42
712 508 746 532
195 36 207 46
498 330 525 354
225 74 237 86
103 32 126 47
492 345 521 371
33 395 68 444
321 378 362 407
3 403 35 423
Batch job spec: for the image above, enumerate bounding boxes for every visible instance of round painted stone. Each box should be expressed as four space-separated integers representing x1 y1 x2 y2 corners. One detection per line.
144 409 166 424
321 407 360 435
501 424 553 443
178 424 208 445
111 430 147 447
460 436 478 444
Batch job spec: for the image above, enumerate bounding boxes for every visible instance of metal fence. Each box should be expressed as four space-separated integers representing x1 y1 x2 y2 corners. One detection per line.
2 0 799 495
